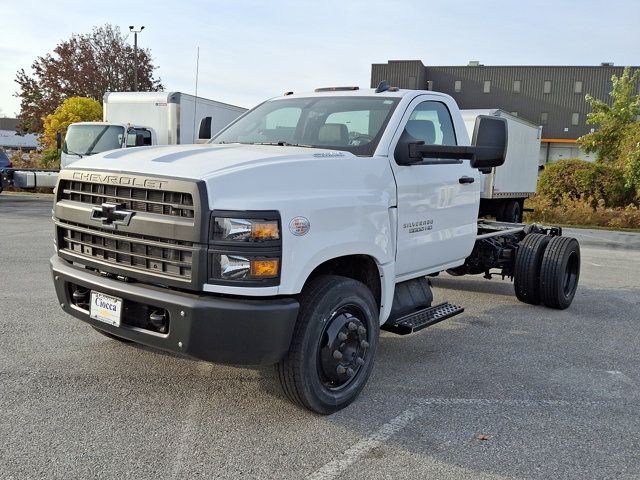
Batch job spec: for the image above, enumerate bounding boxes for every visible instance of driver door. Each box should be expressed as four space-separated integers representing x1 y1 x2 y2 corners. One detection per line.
390 96 480 279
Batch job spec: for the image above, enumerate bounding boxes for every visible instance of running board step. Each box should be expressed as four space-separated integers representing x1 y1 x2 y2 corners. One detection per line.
382 302 464 335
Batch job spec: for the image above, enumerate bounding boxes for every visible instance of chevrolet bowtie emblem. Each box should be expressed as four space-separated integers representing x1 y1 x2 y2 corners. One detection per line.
90 202 134 228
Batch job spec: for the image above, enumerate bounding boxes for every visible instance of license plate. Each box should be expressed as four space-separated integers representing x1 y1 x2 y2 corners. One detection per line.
90 292 122 327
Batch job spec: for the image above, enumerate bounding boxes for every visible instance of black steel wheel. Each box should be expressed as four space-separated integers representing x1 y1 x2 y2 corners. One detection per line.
276 275 379 414
540 236 581 309
514 233 551 305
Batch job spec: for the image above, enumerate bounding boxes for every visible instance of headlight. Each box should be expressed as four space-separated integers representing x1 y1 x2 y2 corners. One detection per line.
216 254 280 280
209 211 282 286
213 217 280 242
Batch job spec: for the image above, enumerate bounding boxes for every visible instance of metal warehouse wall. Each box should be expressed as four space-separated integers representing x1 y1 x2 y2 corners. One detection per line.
371 60 427 91
371 61 639 139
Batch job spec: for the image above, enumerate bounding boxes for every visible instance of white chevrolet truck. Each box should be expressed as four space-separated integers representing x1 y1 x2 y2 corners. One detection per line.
50 84 580 414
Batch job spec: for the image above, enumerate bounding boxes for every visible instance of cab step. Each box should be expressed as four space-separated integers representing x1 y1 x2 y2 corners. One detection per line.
382 302 464 335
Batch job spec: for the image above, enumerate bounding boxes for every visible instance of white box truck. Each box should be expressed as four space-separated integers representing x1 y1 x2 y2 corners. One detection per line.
60 92 247 168
51 84 580 414
462 109 542 223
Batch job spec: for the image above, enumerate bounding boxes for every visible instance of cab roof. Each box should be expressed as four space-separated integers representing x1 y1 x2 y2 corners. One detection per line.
270 87 451 103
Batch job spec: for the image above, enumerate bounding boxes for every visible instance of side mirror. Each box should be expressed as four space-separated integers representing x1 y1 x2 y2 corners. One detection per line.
394 129 425 165
198 116 212 140
469 116 507 169
394 115 507 169
56 131 62 151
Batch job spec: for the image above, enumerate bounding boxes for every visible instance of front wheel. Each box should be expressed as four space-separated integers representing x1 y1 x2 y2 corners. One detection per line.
276 275 379 414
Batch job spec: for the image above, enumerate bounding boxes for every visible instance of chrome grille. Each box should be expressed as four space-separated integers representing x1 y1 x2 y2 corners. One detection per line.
60 180 195 218
58 221 194 281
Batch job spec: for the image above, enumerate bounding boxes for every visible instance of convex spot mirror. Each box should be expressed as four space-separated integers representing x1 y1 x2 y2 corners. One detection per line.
394 115 507 170
126 132 146 147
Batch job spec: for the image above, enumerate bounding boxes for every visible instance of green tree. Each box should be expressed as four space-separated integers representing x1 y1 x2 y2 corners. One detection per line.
41 97 103 150
15 24 163 134
577 67 640 162
618 122 640 198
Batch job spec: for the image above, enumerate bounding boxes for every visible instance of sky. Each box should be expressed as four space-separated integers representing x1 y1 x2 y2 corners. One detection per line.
1 0 639 118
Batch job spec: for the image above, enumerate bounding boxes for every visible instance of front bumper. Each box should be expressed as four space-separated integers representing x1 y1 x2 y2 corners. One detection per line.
50 255 299 365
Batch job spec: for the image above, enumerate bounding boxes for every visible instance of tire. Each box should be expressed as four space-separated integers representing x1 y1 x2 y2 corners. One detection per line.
501 200 523 223
276 275 379 414
514 233 551 305
540 236 580 310
91 326 133 343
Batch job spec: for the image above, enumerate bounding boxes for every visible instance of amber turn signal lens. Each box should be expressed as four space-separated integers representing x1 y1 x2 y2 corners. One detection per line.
251 221 280 241
250 258 279 278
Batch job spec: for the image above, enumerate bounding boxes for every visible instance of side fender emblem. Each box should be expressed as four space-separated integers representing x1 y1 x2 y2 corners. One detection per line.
289 216 310 236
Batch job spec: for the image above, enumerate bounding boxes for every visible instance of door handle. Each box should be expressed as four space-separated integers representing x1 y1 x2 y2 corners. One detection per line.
459 176 475 184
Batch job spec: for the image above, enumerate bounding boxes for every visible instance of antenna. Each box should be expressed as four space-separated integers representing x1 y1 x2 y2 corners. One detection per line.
192 46 200 143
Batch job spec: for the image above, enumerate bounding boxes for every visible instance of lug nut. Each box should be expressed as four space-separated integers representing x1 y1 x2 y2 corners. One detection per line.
346 368 355 377
338 332 348 341
356 357 365 366
358 326 366 335
336 365 347 375
332 350 343 360
360 340 369 349
348 322 357 331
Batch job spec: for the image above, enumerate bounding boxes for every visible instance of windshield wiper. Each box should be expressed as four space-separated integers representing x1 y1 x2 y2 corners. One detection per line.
85 126 111 156
65 148 84 158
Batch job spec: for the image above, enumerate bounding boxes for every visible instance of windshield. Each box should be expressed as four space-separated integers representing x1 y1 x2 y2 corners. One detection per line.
210 96 400 156
63 124 125 156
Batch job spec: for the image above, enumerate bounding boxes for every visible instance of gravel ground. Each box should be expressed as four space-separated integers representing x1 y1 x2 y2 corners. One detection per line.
1 195 639 480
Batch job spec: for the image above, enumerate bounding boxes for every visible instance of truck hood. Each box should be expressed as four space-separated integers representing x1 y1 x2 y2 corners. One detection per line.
66 144 357 180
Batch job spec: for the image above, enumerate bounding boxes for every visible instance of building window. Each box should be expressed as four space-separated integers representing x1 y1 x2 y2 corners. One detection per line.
483 80 491 93
574 81 583 94
454 80 462 92
541 112 548 125
513 80 521 93
543 80 552 94
511 112 518 116
571 113 580 125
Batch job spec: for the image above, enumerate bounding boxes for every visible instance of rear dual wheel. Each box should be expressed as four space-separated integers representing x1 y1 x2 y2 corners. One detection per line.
514 234 580 309
540 236 580 310
277 275 379 414
514 233 551 305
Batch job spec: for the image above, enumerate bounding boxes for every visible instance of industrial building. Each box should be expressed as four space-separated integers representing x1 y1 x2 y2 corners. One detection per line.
371 60 639 163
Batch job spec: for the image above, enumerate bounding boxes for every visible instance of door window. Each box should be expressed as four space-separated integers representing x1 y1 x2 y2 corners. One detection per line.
405 101 457 146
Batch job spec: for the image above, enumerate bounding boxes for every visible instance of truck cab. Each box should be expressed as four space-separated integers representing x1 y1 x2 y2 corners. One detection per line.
61 122 155 168
50 86 580 414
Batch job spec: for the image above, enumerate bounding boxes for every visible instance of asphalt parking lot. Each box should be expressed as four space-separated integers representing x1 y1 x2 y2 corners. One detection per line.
1 194 639 480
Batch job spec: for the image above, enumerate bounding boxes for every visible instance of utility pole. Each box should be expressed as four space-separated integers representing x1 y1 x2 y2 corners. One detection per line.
129 25 145 91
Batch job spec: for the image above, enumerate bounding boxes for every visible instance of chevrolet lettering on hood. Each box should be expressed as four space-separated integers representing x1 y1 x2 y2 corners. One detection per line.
71 171 167 189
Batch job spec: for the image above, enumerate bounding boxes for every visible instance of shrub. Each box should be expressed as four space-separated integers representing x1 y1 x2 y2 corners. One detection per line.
537 158 633 208
618 122 640 198
525 195 640 230
39 149 60 169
